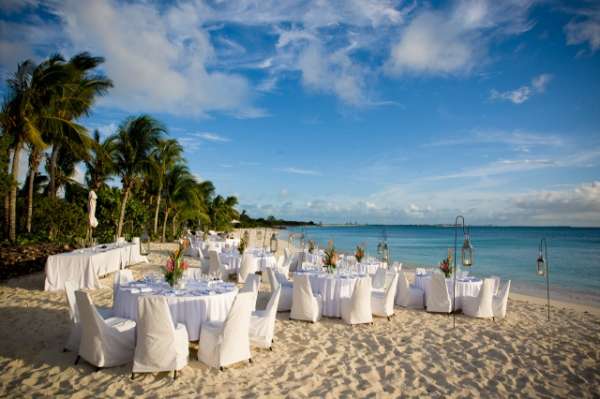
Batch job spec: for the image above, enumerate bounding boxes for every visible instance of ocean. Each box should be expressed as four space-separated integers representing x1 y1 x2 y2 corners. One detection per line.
286 225 600 305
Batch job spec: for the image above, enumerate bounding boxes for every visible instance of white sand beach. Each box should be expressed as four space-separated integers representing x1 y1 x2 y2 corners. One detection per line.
1 242 599 398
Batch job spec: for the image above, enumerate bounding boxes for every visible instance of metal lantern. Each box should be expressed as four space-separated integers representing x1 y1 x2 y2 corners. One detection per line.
537 238 551 321
243 230 250 245
270 233 278 253
452 216 474 329
461 229 473 267
382 242 390 265
140 230 150 256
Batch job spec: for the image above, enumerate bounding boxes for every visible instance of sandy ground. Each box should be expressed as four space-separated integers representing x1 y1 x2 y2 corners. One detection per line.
1 242 599 398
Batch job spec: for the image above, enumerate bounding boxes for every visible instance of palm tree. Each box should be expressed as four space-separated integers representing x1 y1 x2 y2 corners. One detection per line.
111 115 165 239
1 60 46 241
45 52 112 198
208 195 239 232
85 129 115 190
160 163 193 242
25 142 44 233
150 139 182 235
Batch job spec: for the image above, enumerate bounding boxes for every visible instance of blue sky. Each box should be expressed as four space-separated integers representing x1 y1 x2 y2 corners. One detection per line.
1 0 599 226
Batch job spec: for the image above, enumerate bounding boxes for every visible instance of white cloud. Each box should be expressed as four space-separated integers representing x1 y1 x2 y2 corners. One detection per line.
386 0 535 75
193 132 230 143
429 130 564 149
490 73 553 104
564 5 600 54
280 167 322 176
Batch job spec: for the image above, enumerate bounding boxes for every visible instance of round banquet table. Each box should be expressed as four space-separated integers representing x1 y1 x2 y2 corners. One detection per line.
295 271 367 317
219 252 241 273
414 273 482 310
356 261 385 275
245 249 277 271
113 279 237 340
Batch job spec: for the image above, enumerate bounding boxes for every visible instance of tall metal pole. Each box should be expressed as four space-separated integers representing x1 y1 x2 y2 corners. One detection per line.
453 215 465 329
541 238 550 321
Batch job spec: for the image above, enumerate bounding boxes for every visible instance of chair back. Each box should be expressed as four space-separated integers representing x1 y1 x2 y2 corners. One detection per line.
292 274 316 316
113 270 133 288
478 278 495 311
221 292 254 363
396 271 411 306
372 267 387 290
265 287 281 320
267 268 280 292
75 290 106 359
241 274 261 294
239 254 257 282
134 296 177 369
426 273 451 312
489 275 501 295
64 280 79 321
493 280 511 318
383 273 399 311
208 250 222 275
350 277 372 320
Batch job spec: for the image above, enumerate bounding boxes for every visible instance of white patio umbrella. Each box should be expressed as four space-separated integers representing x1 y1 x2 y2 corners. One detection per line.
88 190 98 228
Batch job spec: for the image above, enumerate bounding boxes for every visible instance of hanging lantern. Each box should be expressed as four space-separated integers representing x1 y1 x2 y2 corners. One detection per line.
270 233 278 253
537 251 546 276
382 242 390 264
140 230 150 256
461 230 474 267
243 230 250 245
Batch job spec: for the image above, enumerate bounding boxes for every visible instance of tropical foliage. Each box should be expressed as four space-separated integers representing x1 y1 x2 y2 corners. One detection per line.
0 53 241 245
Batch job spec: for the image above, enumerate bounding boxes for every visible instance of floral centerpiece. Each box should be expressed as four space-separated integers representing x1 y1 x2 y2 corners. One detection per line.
238 236 247 254
308 240 316 254
162 242 189 287
322 245 338 273
439 249 453 278
355 245 365 263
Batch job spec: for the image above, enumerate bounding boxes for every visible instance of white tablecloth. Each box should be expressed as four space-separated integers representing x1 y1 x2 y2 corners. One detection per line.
357 261 385 275
44 243 141 291
113 280 237 341
295 272 366 317
219 252 241 272
414 274 482 310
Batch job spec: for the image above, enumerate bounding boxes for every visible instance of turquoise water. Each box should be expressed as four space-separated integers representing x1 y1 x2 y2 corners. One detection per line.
287 225 600 305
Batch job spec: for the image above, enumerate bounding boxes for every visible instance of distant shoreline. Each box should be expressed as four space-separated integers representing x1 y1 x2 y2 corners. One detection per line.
308 224 600 229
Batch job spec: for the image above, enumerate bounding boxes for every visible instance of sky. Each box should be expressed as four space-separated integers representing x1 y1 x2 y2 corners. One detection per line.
1 0 599 226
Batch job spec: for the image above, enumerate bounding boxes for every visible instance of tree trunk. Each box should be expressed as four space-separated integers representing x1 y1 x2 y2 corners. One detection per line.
116 184 130 239
161 207 170 243
26 149 41 233
9 140 23 242
3 194 9 239
172 212 177 237
48 143 61 198
153 189 161 235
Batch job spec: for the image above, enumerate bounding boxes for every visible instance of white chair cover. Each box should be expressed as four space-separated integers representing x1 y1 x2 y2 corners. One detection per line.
75 290 136 368
267 269 292 311
250 287 281 349
426 273 453 313
241 274 261 311
492 280 511 319
395 271 424 309
371 273 399 318
462 278 495 318
290 274 322 322
489 275 501 295
208 250 223 278
132 296 189 374
65 281 113 352
113 270 133 307
341 277 373 325
238 253 257 283
198 291 254 368
372 268 387 291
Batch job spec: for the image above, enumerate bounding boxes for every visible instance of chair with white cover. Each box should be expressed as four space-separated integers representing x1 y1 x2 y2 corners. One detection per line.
208 250 224 278
267 268 292 311
290 274 322 322
492 280 511 320
371 273 399 320
241 274 261 311
113 270 133 307
426 273 452 313
198 291 254 370
74 290 136 369
341 277 373 325
395 271 424 309
250 287 281 350
132 296 189 379
489 275 501 295
240 253 259 283
64 281 113 352
372 268 387 292
462 278 495 318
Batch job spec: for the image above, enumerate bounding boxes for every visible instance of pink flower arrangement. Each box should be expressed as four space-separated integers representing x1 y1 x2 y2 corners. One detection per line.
162 242 189 287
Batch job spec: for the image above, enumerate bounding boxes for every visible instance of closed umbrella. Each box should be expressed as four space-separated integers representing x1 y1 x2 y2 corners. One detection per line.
88 190 98 228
